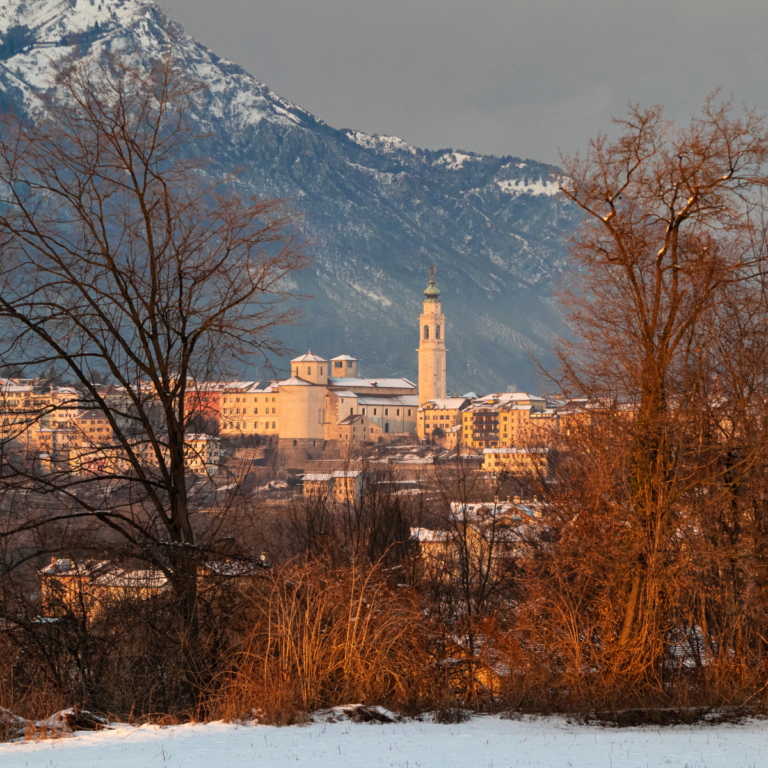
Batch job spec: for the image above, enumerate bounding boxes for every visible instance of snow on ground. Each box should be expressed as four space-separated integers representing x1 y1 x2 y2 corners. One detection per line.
1 714 767 768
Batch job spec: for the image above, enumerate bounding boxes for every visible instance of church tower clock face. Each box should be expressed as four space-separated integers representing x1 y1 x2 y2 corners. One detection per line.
418 266 447 406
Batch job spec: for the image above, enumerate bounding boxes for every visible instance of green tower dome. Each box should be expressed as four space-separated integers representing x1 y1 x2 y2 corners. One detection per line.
424 265 441 302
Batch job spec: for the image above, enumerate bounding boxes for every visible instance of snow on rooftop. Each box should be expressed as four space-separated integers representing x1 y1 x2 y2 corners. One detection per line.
329 389 359 399
328 377 416 390
411 527 450 543
276 377 313 387
291 352 327 363
420 397 470 410
358 394 419 406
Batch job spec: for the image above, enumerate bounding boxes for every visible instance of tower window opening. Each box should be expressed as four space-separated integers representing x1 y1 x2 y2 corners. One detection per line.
436 325 441 340
424 325 429 340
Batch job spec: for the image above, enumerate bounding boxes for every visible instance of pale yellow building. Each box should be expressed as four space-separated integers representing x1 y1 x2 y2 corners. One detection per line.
481 447 549 475
461 393 556 450
417 397 470 440
418 266 447 406
334 413 382 443
219 381 280 438
302 469 365 501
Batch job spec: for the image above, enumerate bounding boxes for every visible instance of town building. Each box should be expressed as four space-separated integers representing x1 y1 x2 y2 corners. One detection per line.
302 469 365 502
335 413 382 443
481 447 549 476
417 397 471 441
460 393 556 450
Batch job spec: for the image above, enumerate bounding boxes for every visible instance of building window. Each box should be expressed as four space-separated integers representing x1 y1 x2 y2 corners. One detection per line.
320 367 324 375
255 408 258 414
373 408 377 416
335 361 343 369
385 409 389 416
293 439 297 446
408 409 412 416
436 325 441 339
424 325 429 340
397 409 400 416
272 422 275 429
362 408 366 415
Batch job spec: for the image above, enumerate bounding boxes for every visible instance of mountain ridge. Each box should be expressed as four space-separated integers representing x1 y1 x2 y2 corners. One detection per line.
0 0 579 393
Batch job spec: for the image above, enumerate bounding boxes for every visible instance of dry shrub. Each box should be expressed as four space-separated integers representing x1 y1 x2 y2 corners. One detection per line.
0 634 67 739
215 560 431 722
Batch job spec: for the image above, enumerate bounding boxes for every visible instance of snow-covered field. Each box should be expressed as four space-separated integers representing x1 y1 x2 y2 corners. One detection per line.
1 713 766 768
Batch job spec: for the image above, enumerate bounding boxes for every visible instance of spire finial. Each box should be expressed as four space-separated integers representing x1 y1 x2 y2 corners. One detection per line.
424 265 441 302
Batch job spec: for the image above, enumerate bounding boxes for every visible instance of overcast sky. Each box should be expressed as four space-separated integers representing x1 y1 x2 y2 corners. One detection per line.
165 0 768 165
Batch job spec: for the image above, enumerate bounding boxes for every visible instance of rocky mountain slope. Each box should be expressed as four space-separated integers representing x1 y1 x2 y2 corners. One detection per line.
0 0 580 393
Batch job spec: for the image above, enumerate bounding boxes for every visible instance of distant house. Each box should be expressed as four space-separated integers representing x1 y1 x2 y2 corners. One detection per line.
303 473 334 499
335 413 382 443
411 500 544 580
331 470 364 502
40 558 168 620
481 447 549 476
302 469 366 502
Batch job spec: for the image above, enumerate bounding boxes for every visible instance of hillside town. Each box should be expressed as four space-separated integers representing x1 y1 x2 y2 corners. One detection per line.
0 268 579 486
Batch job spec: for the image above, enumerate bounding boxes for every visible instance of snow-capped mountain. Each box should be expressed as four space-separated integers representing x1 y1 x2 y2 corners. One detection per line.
0 0 579 393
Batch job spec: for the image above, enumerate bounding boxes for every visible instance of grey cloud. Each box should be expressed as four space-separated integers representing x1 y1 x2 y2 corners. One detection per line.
165 0 768 163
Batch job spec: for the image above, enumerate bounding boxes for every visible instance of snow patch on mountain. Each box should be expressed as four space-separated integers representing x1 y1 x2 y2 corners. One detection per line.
496 177 561 196
434 151 480 170
0 0 140 37
346 130 416 154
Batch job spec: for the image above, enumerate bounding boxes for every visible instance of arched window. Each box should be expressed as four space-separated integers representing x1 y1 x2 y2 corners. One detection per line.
424 325 430 340
436 325 441 340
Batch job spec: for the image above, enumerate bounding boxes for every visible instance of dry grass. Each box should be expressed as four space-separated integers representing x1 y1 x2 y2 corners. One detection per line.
214 560 431 723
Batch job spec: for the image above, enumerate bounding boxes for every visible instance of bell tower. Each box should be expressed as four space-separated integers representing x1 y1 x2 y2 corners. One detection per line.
418 266 447 406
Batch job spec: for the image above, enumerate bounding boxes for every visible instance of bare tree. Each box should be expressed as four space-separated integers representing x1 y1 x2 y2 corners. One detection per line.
546 96 768 693
0 45 308 693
